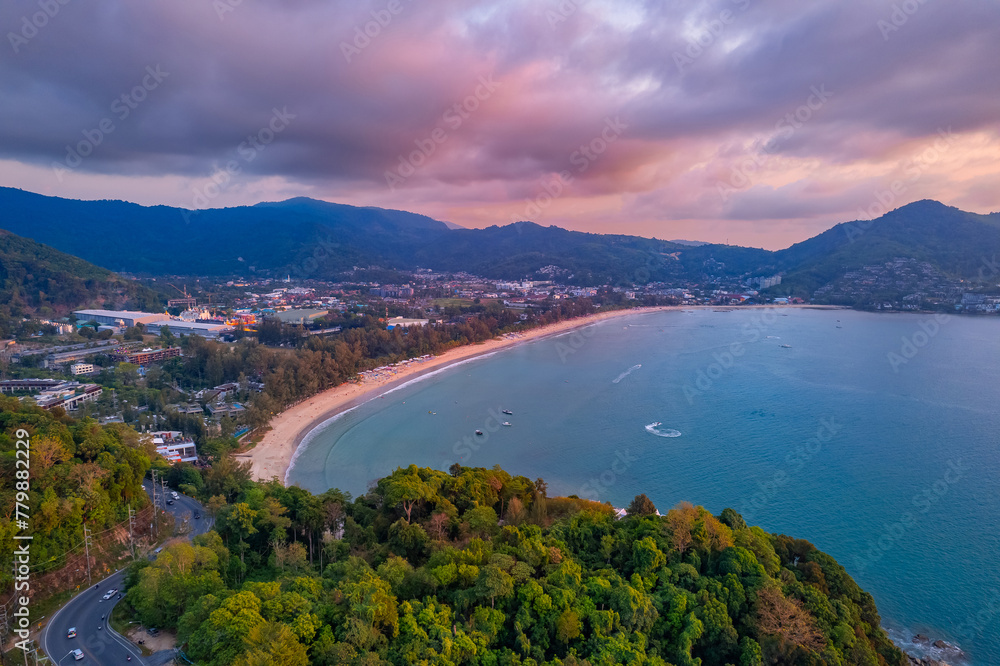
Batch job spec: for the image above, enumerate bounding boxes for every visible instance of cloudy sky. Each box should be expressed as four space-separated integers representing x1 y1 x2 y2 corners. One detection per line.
2 0 998 249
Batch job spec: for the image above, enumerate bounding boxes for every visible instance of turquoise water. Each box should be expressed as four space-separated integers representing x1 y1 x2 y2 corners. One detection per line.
288 308 1000 664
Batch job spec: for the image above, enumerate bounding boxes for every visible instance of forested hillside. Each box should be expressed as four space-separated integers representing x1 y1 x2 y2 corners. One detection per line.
0 228 163 336
123 461 907 666
0 396 154 593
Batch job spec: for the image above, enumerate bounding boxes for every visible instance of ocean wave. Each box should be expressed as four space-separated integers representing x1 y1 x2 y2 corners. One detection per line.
645 422 682 438
285 405 361 484
612 364 642 384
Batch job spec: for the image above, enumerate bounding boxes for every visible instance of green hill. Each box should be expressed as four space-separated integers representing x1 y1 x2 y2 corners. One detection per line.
0 228 162 327
119 462 909 665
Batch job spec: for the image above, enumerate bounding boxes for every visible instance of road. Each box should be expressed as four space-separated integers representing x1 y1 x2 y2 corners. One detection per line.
40 480 210 664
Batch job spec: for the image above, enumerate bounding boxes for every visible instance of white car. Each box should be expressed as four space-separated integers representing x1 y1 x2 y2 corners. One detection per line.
102 588 117 600
72 648 84 660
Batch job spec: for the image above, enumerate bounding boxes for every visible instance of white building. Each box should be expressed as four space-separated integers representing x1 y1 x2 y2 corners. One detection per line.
386 317 429 330
147 320 231 338
151 431 199 464
70 363 95 375
73 309 164 328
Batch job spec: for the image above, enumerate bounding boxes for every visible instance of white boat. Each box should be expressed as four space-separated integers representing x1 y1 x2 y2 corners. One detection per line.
502 421 512 427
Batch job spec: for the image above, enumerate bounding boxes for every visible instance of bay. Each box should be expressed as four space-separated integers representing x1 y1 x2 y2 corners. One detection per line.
288 307 1000 664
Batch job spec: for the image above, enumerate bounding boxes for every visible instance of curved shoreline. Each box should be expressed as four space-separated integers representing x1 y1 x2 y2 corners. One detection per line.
240 304 842 484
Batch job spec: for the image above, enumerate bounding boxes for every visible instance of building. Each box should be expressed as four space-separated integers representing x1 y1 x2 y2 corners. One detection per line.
147 320 231 338
152 431 199 464
386 317 429 330
31 382 103 411
273 309 330 324
73 309 164 328
207 402 247 418
70 363 95 375
167 297 197 309
111 346 181 365
0 379 65 394
372 285 415 298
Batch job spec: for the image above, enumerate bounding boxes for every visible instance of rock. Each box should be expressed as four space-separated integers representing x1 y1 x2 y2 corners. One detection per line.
913 634 929 643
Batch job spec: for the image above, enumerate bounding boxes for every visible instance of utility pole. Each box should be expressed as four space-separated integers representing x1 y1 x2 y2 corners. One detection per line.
150 471 158 537
128 504 136 556
82 525 93 587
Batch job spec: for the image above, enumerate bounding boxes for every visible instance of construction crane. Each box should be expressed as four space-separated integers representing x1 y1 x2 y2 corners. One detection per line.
167 283 190 298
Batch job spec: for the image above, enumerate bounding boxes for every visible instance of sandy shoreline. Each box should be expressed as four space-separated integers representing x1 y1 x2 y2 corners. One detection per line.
239 304 839 484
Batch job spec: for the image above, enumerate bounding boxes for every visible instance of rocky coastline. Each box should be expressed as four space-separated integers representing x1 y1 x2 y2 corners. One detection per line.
904 633 966 666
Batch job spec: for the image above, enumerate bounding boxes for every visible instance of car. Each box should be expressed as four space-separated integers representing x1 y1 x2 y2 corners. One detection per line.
102 588 117 600
171 491 179 499
193 512 201 519
72 648 84 660
67 627 77 639
166 499 175 505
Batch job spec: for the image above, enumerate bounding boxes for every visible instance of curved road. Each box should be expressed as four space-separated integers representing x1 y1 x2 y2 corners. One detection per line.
41 480 211 665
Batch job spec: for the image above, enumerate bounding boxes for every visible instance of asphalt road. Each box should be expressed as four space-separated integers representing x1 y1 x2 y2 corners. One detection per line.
40 481 211 665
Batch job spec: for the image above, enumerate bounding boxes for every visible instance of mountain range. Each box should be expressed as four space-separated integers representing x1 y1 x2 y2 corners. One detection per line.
1 187 998 296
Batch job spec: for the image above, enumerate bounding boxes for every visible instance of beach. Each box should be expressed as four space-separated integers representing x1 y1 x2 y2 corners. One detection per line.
239 306 679 482
239 304 841 483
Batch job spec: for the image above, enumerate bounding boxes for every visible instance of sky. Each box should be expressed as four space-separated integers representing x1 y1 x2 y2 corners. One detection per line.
1 0 998 250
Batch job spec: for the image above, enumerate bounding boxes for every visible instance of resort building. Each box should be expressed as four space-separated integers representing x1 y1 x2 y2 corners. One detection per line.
70 363 95 375
152 431 199 464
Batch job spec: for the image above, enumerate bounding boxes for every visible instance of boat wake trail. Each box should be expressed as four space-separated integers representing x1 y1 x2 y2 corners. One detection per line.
612 364 642 384
645 422 682 438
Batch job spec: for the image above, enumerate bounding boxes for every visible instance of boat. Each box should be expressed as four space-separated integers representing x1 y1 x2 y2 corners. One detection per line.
475 430 484 436
502 409 513 415
650 421 662 427
502 421 512 427
780 344 792 348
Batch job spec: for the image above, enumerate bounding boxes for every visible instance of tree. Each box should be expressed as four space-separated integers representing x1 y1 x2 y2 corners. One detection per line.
475 564 513 608
382 465 438 523
627 493 657 517
754 586 824 652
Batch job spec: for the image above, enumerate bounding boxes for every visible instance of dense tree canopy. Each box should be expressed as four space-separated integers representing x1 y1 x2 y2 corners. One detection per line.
122 462 907 666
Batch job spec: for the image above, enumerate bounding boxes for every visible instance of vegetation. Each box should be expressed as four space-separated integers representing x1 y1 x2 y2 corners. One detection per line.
0 396 153 592
0 228 162 337
121 462 908 666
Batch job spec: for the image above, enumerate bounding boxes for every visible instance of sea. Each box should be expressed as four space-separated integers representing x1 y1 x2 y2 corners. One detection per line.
288 307 1000 664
